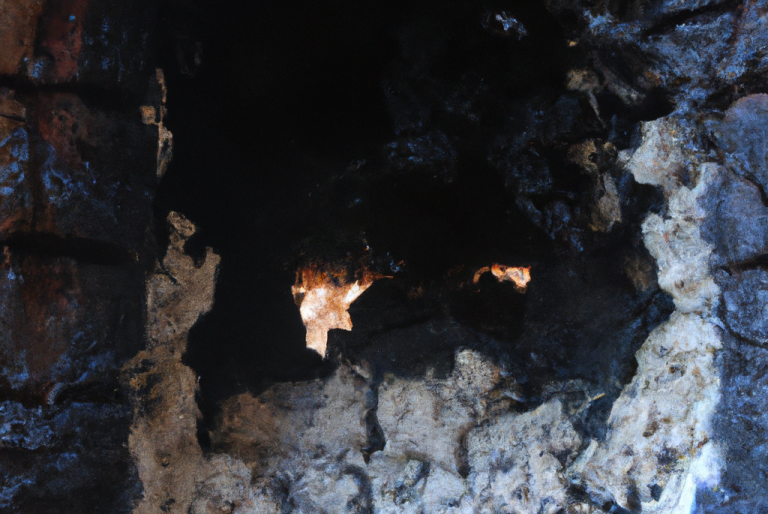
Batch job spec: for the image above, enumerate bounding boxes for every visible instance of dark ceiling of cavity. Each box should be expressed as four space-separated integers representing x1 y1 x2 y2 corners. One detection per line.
152 0 674 438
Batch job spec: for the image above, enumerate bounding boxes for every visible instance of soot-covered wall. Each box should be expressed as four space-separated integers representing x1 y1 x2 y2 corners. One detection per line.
155 0 673 439
3 0 768 512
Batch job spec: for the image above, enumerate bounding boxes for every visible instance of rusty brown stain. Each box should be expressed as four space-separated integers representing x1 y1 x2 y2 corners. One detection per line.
0 117 33 235
0 247 10 269
36 93 93 167
0 209 31 235
31 92 111 236
37 0 88 82
15 256 81 388
0 0 44 76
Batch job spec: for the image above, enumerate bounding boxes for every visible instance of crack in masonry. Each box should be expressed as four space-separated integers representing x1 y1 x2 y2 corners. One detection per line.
722 254 768 274
1 232 136 266
0 112 25 123
361 380 386 463
641 0 743 37
0 77 146 111
743 173 768 208
718 318 763 349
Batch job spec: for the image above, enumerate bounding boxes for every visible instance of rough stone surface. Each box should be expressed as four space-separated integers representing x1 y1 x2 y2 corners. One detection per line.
722 269 768 345
0 0 158 88
624 117 703 196
643 14 736 105
126 215 287 514
719 2 768 88
0 91 157 252
641 163 721 315
703 171 768 268
0 252 144 400
124 212 220 514
376 350 499 475
5 0 768 511
213 363 369 474
569 313 721 511
697 335 768 511
0 0 43 76
467 400 581 514
713 94 768 192
568 116 724 513
0 3 166 507
693 95 768 511
0 401 140 513
205 349 584 513
0 31 162 511
568 140 622 231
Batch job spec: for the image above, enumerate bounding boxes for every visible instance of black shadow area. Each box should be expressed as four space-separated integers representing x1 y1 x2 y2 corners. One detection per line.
153 0 672 440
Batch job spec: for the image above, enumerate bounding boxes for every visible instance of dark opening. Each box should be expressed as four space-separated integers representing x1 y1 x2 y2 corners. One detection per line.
153 0 673 441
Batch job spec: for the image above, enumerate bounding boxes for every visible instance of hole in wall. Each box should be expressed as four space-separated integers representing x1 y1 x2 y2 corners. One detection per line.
153 0 673 442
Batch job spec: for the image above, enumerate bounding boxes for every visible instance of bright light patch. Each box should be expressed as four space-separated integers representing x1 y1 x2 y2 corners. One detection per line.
292 265 384 358
473 264 531 292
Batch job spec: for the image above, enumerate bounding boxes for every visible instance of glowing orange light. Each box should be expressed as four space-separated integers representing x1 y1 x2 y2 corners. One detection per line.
292 264 385 358
473 264 531 292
